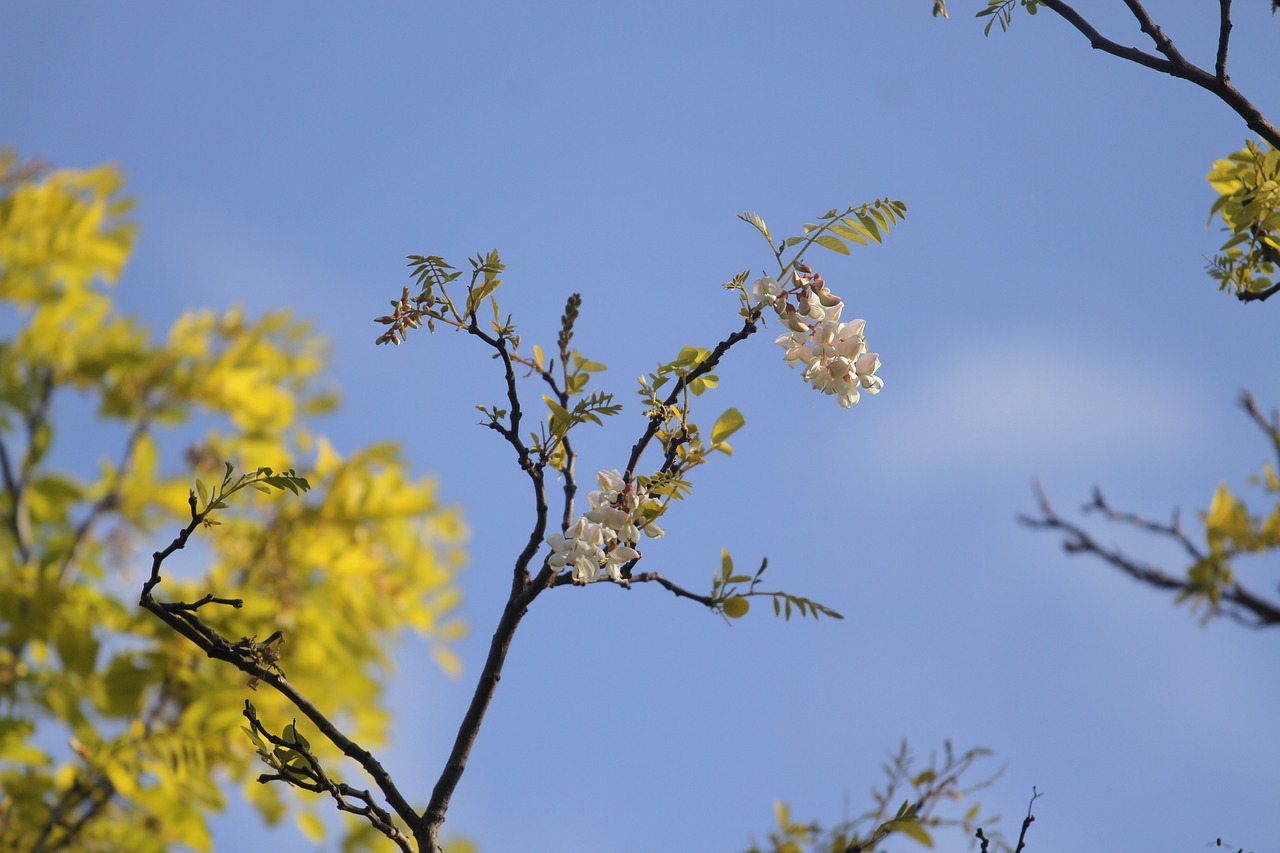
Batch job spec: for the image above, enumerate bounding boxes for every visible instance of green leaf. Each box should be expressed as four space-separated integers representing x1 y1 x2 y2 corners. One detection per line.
543 394 572 438
297 812 326 843
720 549 733 582
723 596 749 618
829 223 870 246
892 817 934 847
739 211 772 244
856 213 882 243
814 234 850 255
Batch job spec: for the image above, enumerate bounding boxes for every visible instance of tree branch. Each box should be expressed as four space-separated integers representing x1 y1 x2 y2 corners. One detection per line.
624 309 762 482
547 568 718 607
1020 480 1280 628
139 499 422 839
1239 389 1280 469
1237 280 1280 303
1081 486 1204 563
422 575 545 846
1215 0 1233 82
1036 0 1280 150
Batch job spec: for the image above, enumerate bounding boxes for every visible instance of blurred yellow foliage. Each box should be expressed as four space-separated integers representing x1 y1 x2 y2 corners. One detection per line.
0 148 466 851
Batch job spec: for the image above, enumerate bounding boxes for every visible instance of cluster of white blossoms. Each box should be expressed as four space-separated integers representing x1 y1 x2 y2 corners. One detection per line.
752 265 883 408
546 469 665 583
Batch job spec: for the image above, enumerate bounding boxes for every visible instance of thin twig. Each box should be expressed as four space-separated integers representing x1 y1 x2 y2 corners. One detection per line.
1082 486 1204 562
1215 0 1233 81
1239 389 1280 470
1013 787 1042 853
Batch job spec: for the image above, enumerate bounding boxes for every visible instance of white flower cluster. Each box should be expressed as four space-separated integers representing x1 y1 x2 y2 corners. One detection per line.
546 469 665 583
752 266 883 408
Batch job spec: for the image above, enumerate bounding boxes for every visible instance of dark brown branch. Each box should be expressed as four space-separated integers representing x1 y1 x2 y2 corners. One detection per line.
546 568 718 607
1013 787 1042 853
1216 0 1233 81
139 501 421 837
422 575 544 846
1237 280 1280 303
422 430 552 850
243 704 413 852
1118 0 1190 67
629 571 717 605
1035 0 1173 74
1035 0 1280 150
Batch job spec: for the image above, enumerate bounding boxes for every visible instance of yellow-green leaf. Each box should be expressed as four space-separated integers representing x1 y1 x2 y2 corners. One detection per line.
711 407 745 447
297 812 326 842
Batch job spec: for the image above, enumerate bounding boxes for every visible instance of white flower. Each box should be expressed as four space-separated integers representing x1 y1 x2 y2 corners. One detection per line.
552 469 667 582
596 468 625 493
855 352 882 393
546 517 606 582
763 267 884 409
751 275 782 306
603 544 641 582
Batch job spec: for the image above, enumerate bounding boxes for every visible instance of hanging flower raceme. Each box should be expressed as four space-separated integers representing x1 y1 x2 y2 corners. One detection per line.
754 266 883 407
547 469 665 583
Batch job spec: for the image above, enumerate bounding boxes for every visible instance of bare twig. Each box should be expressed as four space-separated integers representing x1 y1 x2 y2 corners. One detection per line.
1239 389 1280 468
1215 0 1233 82
1081 486 1204 563
1013 787 1042 852
1021 480 1280 627
549 569 718 607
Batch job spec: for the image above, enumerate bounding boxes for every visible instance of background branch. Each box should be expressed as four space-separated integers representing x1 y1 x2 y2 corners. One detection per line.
1020 480 1280 628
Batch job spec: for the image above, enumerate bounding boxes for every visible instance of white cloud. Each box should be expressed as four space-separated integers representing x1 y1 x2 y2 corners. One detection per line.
870 340 1205 473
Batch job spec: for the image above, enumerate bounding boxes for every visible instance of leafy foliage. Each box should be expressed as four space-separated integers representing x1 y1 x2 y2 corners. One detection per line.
711 550 843 623
0 150 466 851
739 199 907 271
744 740 1007 853
1185 397 1280 621
1205 141 1280 299
975 0 1042 36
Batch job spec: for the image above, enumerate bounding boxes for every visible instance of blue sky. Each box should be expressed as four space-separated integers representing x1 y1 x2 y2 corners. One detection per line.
4 2 1278 851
